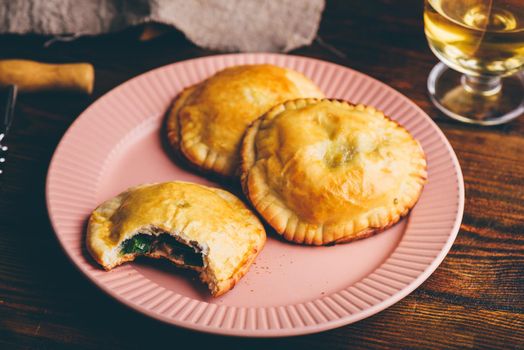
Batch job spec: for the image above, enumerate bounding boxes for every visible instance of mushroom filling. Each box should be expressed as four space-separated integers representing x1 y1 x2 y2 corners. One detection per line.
119 234 204 268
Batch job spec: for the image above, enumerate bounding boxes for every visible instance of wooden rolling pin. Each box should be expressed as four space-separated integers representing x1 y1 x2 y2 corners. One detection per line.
0 59 94 94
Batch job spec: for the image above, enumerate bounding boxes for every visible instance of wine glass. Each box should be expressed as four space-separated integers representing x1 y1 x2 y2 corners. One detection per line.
424 0 524 125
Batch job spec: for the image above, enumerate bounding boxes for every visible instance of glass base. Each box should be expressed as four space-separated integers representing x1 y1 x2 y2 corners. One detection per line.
427 62 524 126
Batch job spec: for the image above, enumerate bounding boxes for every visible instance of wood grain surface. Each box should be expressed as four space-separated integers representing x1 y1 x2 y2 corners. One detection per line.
0 0 523 348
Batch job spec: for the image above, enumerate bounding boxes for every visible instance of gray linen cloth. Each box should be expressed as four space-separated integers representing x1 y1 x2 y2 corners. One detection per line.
0 0 325 52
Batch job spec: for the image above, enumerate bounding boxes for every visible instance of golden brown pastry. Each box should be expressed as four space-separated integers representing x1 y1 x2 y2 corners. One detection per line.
241 99 427 245
166 64 324 178
87 181 266 297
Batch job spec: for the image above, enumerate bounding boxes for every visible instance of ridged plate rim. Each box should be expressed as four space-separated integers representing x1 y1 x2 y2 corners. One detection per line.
46 53 464 337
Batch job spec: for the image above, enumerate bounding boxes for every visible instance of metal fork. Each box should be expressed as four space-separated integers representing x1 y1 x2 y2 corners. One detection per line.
0 85 17 174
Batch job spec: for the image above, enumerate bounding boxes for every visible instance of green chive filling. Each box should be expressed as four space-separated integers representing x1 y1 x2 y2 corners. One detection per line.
119 234 203 267
121 235 153 255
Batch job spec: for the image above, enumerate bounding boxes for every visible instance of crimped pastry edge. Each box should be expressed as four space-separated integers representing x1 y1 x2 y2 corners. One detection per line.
86 182 266 297
166 65 325 179
240 98 427 246
165 84 237 180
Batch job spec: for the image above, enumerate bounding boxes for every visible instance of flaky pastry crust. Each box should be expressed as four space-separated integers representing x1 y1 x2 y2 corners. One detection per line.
241 99 427 245
166 64 324 178
87 181 266 296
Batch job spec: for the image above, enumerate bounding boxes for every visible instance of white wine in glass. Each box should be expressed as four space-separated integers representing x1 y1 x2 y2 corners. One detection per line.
424 0 524 125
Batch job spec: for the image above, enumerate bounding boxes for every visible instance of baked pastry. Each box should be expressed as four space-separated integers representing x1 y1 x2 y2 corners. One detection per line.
87 181 266 297
166 64 324 178
241 99 427 245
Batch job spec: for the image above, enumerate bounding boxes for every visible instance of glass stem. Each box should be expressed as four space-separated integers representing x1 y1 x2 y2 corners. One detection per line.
461 75 502 96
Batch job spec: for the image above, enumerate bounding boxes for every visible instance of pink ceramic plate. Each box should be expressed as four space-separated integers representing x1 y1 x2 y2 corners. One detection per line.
46 54 464 337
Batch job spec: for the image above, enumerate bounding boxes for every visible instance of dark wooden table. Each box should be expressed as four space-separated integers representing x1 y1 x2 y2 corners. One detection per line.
1 0 523 348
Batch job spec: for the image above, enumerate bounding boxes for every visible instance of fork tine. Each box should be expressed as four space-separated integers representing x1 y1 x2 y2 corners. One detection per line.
3 85 17 134
0 84 17 175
